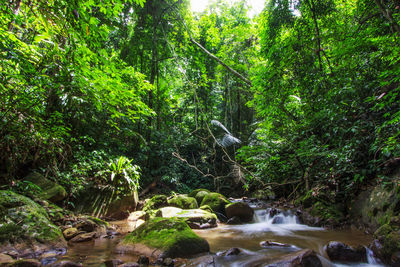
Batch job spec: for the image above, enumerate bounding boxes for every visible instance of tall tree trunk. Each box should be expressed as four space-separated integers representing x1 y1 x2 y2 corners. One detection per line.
307 0 323 72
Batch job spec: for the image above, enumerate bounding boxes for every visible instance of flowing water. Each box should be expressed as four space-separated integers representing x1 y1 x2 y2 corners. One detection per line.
56 207 386 266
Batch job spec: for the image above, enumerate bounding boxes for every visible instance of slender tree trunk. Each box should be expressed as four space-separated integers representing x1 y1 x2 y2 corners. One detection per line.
307 0 323 72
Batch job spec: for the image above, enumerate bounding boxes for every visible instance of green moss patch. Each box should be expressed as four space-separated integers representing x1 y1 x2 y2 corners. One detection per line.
167 195 198 209
188 189 210 198
24 172 67 203
123 217 209 257
0 190 64 244
200 192 230 214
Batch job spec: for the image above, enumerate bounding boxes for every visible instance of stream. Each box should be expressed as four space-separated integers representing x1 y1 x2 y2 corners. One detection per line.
56 207 386 267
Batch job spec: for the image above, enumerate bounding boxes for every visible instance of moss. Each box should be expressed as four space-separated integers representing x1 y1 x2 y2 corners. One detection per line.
375 224 394 238
167 195 198 209
0 190 63 244
24 172 67 203
188 189 210 198
200 193 230 214
123 217 209 257
199 205 213 213
143 195 168 212
193 191 209 205
309 201 343 224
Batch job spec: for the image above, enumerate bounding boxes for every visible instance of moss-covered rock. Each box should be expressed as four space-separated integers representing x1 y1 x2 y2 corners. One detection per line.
188 189 210 198
24 172 67 203
143 195 168 212
190 190 210 204
372 224 400 263
159 207 217 227
308 201 344 226
167 195 198 209
200 193 230 214
0 190 64 245
119 217 209 258
225 202 254 222
199 205 213 213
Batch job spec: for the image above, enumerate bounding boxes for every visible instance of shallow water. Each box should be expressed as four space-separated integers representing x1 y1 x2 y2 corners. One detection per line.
55 208 386 266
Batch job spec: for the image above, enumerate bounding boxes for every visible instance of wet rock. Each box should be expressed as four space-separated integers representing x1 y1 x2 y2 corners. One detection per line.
51 261 83 267
266 249 322 267
260 241 290 248
40 256 58 265
62 228 83 240
69 232 96 243
104 259 123 267
225 248 241 256
75 220 96 232
161 257 174 266
268 208 279 217
0 253 14 265
137 255 150 265
271 216 284 224
325 241 366 262
119 263 139 267
226 216 241 225
186 255 215 267
225 202 254 222
9 259 41 267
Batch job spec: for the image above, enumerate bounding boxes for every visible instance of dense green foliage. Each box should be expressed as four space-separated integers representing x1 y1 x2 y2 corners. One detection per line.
1 0 399 210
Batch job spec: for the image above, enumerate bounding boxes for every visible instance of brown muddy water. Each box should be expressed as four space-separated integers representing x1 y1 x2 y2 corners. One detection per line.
54 209 385 267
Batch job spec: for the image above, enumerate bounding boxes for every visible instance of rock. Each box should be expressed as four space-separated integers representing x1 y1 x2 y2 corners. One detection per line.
62 228 83 240
372 225 400 264
119 263 139 267
260 241 291 248
143 195 168 212
116 217 209 258
188 189 210 198
200 193 230 214
0 190 66 255
225 202 254 222
24 172 67 203
51 261 83 267
266 249 322 267
75 220 96 232
350 183 399 232
106 192 139 220
7 259 41 267
271 216 284 224
104 259 123 267
0 253 14 265
226 216 241 225
167 195 198 209
268 208 279 217
159 207 217 228
161 257 174 266
69 232 96 243
128 211 148 221
137 255 150 265
190 190 210 205
325 241 366 262
217 247 242 256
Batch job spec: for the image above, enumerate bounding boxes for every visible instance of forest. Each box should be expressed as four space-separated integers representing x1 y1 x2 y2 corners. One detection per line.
1 0 400 266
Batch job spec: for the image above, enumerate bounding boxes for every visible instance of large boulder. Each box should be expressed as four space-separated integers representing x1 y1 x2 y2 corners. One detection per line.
116 217 209 258
225 202 254 222
105 192 139 219
200 193 230 214
167 195 198 209
325 241 366 262
24 172 67 203
0 190 66 256
371 224 400 264
159 207 217 228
